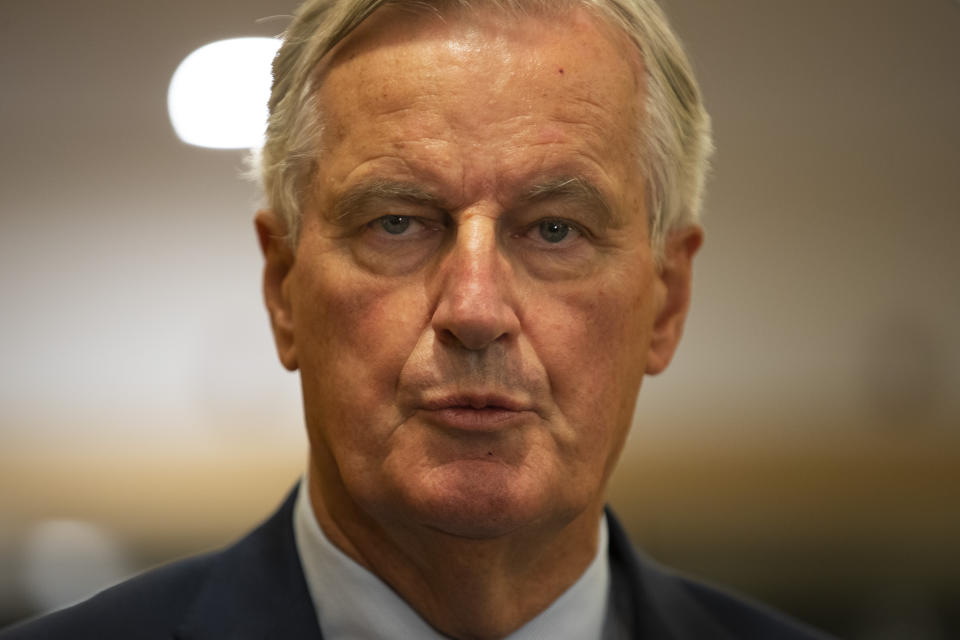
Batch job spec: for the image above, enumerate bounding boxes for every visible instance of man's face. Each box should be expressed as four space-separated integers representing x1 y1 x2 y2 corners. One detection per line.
261 8 697 538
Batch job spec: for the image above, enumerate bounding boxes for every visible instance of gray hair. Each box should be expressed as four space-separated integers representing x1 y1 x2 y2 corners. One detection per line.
258 0 712 256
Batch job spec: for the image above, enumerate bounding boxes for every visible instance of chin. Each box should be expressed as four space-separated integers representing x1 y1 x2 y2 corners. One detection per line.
397 459 578 539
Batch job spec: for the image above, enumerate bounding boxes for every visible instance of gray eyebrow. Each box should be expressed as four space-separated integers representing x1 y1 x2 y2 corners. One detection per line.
520 176 618 227
331 176 618 225
333 180 440 221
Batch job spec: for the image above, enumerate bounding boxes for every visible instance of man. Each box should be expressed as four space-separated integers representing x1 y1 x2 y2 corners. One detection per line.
2 0 830 638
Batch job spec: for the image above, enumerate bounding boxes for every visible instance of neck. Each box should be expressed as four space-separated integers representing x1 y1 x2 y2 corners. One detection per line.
307 465 603 640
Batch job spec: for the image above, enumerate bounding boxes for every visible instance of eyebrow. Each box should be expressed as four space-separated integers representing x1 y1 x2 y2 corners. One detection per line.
331 175 619 226
333 180 441 222
520 176 619 228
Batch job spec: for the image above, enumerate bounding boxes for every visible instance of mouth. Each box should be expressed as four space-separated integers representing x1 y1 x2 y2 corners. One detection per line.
418 394 535 431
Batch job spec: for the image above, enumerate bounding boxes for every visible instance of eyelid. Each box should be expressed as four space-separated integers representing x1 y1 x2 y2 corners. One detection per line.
366 213 445 236
336 193 442 224
518 217 588 242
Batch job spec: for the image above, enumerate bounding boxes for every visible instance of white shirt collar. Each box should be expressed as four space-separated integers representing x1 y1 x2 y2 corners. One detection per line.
293 479 612 640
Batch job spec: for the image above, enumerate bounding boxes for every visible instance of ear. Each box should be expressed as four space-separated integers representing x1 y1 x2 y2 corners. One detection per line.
255 210 298 371
645 225 703 375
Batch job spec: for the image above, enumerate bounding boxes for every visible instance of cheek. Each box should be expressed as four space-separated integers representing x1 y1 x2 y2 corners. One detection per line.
531 276 654 450
291 252 429 447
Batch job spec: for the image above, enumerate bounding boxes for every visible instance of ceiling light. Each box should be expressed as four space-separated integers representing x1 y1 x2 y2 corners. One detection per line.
168 37 280 150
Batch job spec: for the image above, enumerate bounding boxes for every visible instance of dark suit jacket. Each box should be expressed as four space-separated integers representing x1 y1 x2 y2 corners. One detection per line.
0 487 831 639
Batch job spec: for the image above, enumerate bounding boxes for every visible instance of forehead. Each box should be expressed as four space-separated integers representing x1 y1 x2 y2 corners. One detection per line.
321 3 642 75
312 6 646 208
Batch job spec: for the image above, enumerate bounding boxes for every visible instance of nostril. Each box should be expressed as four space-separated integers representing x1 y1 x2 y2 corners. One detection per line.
432 306 515 351
435 328 461 347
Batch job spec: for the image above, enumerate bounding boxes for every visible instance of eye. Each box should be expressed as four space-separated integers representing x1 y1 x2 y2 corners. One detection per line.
524 218 583 247
538 219 573 243
351 210 445 275
362 214 444 248
514 216 596 279
378 215 413 235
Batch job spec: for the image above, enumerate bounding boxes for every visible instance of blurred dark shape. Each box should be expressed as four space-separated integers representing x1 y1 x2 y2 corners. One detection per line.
853 588 948 640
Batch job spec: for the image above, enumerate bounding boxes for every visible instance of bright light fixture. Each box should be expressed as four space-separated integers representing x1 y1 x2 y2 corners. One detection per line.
168 37 281 149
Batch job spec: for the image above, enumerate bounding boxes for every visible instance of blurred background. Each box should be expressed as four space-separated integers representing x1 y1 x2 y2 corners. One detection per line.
1 0 957 637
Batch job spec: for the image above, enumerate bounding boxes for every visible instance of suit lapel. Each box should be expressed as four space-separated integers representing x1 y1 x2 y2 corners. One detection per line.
175 486 323 640
606 509 737 640
172 494 737 640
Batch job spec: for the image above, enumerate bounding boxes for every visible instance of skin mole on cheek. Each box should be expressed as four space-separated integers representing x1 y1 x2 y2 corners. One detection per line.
558 67 564 74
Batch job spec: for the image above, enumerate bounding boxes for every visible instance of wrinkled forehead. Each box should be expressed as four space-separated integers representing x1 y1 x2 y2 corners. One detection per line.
304 2 649 218
313 1 645 93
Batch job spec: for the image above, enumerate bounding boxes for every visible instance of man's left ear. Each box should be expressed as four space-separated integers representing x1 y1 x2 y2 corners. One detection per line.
645 225 703 375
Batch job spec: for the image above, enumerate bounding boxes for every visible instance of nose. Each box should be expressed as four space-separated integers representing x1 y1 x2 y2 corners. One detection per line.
431 214 520 350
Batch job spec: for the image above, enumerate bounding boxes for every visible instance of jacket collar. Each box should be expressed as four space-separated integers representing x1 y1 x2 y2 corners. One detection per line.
172 485 733 640
175 486 323 640
606 508 736 640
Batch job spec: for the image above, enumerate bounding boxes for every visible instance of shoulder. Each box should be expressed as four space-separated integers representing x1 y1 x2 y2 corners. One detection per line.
1 486 313 640
645 562 832 639
0 551 217 640
605 508 834 639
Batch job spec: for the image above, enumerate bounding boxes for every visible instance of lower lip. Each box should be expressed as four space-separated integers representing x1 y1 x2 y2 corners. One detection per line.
421 407 530 431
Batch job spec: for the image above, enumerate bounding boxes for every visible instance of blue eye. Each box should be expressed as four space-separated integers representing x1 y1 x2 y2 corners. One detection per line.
538 220 571 243
379 215 412 235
